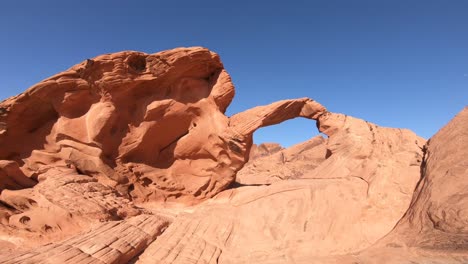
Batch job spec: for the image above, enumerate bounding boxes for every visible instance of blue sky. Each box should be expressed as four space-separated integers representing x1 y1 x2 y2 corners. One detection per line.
1 1 467 147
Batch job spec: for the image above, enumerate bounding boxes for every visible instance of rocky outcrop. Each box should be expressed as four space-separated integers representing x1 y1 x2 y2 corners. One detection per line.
0 47 326 205
0 214 171 264
393 107 468 246
340 107 468 264
0 46 466 263
0 47 328 253
133 112 425 263
0 166 143 250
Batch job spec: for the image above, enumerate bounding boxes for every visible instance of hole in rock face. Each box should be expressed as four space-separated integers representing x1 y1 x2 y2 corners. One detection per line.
42 224 53 233
127 55 147 72
108 208 123 221
75 166 85 175
128 184 135 192
141 177 153 187
26 199 37 208
325 149 332 159
253 118 321 148
19 216 31 225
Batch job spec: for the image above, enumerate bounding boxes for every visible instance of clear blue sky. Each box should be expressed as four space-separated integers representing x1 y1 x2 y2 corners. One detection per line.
1 1 467 147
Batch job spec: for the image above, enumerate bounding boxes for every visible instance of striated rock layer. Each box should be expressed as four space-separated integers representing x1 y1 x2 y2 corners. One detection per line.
0 47 467 263
0 214 171 264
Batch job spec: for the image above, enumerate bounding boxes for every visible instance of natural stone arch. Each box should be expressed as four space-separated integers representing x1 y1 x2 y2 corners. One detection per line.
228 97 326 152
0 47 327 204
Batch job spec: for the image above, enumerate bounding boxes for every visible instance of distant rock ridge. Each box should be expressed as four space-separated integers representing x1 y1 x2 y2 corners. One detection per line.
248 143 284 160
0 47 466 263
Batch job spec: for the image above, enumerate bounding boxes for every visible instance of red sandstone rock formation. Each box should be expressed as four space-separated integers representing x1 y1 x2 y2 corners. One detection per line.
0 47 325 205
342 107 468 264
0 47 326 251
0 47 466 263
0 214 171 264
135 112 425 263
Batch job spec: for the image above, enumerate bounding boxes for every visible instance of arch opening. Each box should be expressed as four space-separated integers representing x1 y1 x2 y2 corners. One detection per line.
234 117 329 187
252 117 321 148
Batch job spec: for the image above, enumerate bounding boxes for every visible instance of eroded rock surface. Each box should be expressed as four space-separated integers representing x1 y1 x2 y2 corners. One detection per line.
134 112 425 264
344 107 468 264
0 47 327 255
0 214 171 264
0 47 325 205
0 166 143 250
0 47 466 263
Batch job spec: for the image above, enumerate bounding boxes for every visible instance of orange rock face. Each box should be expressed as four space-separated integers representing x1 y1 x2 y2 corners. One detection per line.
0 47 466 263
0 47 325 205
346 107 468 264
135 112 425 263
